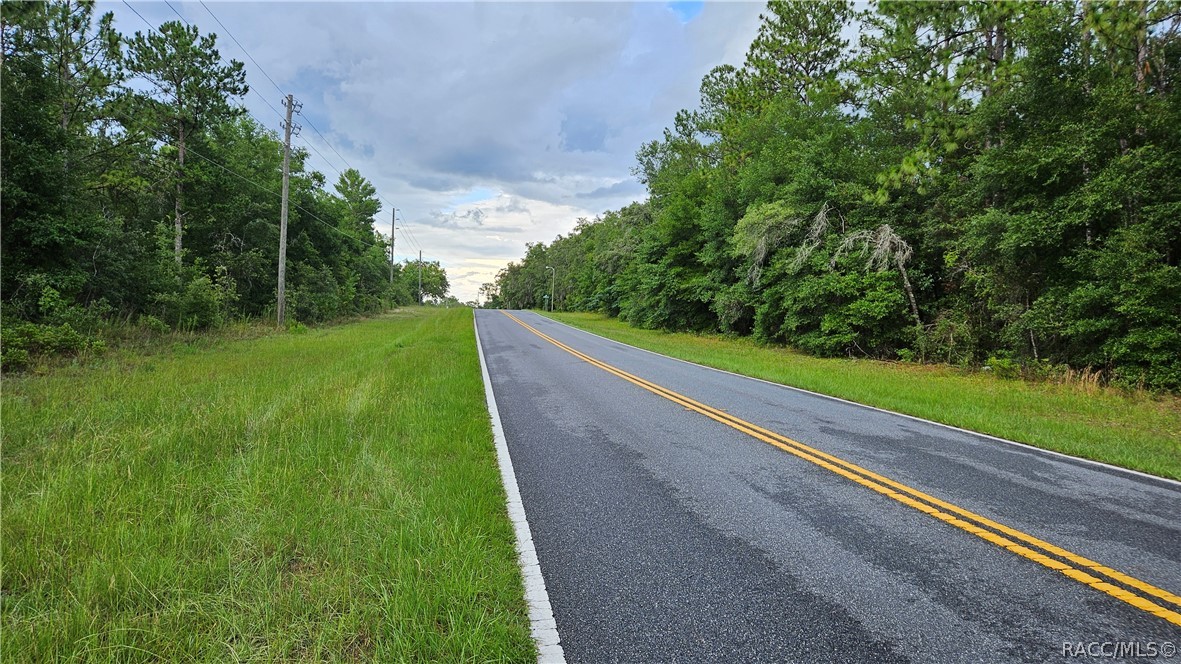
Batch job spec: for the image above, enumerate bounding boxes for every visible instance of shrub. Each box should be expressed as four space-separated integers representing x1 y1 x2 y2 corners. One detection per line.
0 322 95 372
1 346 29 373
177 277 222 330
985 355 1021 380
138 314 171 335
155 274 235 331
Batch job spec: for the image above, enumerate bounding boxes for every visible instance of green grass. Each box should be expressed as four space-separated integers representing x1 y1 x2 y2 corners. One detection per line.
546 312 1181 481
1 308 534 662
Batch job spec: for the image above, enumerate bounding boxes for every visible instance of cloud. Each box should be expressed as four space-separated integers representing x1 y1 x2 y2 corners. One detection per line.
560 111 610 153
427 207 486 229
104 0 765 301
494 197 531 216
575 178 646 201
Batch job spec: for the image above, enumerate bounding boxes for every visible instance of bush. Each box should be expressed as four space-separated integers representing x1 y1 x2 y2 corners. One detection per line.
178 277 222 330
984 355 1021 380
138 314 171 335
754 259 912 359
0 321 98 372
288 263 343 323
154 270 237 331
1 347 30 373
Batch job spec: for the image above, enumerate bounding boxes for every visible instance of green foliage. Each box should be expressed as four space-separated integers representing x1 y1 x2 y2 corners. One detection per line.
491 0 1181 391
406 259 450 303
0 321 105 372
153 271 234 331
1 1 447 358
752 252 912 357
334 167 381 236
985 355 1022 381
3 322 87 357
138 314 171 335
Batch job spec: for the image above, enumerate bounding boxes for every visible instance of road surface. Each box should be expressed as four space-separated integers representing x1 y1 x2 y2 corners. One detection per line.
475 310 1181 663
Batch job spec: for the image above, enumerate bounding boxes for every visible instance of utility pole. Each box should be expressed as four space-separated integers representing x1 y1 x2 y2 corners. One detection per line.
546 265 555 312
277 94 301 326
388 208 398 287
417 249 423 305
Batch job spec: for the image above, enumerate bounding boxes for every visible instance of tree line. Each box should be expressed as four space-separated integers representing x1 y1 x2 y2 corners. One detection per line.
2 1 448 368
486 1 1181 391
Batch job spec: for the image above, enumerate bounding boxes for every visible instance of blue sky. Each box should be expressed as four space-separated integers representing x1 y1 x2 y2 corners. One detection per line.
104 1 765 301
668 1 705 23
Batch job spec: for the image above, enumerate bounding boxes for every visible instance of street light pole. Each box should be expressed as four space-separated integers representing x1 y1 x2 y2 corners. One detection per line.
545 265 555 312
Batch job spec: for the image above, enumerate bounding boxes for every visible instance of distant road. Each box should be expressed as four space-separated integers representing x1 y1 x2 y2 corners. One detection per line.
475 310 1181 663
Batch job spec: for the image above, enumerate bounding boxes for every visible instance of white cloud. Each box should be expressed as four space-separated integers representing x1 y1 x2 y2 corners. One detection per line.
107 1 765 300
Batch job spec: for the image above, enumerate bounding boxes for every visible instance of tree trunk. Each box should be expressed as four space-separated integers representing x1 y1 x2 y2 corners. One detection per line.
175 120 185 267
1134 1 1148 137
1082 8 1094 244
897 257 921 328
59 53 70 131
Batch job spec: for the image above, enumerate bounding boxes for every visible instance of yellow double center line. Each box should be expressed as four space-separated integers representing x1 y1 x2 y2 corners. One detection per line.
501 311 1181 628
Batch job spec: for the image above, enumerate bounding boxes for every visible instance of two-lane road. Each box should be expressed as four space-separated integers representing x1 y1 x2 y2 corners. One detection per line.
475 310 1181 663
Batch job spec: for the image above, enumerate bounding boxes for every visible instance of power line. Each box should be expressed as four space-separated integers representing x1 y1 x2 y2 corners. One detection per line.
195 0 419 252
249 90 287 125
162 0 188 26
162 1 288 125
193 1 288 125
196 0 370 193
119 0 156 36
186 147 380 249
399 221 424 252
119 1 413 255
395 219 423 255
197 3 424 255
198 0 286 99
122 1 282 126
286 133 422 253
392 205 423 252
295 136 345 179
301 116 356 176
294 116 423 254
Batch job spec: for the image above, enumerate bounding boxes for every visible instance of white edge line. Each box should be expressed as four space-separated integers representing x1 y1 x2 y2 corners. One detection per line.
474 312 567 664
533 311 1181 490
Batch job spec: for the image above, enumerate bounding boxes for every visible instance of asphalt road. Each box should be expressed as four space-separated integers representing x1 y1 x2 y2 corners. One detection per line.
475 309 1181 663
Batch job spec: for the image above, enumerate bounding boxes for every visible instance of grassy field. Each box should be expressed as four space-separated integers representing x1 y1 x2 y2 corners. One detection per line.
546 312 1181 481
1 308 534 662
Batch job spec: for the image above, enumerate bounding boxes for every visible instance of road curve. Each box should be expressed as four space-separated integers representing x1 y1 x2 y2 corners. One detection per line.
475 309 1181 663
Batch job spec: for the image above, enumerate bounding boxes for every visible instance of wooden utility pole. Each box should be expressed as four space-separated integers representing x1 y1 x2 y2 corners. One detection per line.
417 250 423 304
277 94 301 325
389 208 398 286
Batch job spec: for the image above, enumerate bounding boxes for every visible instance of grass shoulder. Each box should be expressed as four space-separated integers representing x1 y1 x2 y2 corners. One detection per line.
545 311 1181 481
2 307 534 661
1 308 422 376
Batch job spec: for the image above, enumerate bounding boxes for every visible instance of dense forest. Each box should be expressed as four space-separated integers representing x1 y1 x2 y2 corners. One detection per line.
488 1 1181 391
2 1 447 370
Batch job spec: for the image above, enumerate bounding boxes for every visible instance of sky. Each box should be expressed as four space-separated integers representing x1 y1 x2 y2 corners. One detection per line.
103 1 767 302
